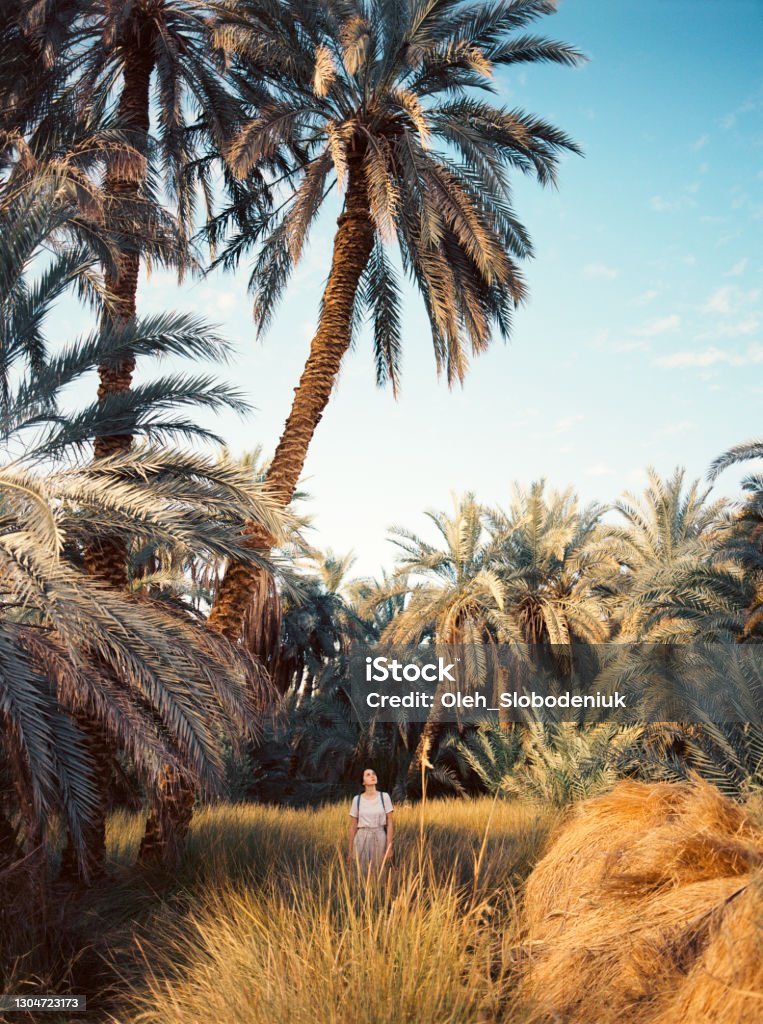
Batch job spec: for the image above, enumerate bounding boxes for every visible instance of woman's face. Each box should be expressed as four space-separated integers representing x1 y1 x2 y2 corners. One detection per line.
362 769 377 787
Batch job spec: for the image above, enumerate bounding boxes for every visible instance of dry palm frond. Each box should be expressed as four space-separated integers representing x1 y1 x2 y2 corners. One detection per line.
326 121 350 193
339 15 371 75
313 44 336 97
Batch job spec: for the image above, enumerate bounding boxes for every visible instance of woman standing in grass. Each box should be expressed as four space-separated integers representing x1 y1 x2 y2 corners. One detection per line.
348 769 394 875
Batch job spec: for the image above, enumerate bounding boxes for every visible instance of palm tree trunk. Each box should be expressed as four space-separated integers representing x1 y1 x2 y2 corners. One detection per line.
83 23 201 873
86 27 155 590
207 160 375 639
137 764 195 869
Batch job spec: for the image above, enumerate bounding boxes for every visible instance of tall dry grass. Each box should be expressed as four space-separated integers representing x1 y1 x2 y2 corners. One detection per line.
108 796 554 893
94 798 556 1024
113 863 511 1024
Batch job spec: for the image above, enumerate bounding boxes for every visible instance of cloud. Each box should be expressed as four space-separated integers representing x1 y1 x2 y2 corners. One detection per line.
530 414 583 441
719 112 736 130
635 314 681 337
691 134 709 151
654 344 763 369
649 194 695 213
634 288 660 306
724 258 748 276
585 463 613 477
700 285 761 315
657 420 694 436
582 263 618 280
555 414 584 433
649 195 675 212
700 318 760 339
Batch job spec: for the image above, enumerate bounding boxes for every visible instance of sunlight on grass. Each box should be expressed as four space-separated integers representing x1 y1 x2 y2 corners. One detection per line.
102 799 557 1024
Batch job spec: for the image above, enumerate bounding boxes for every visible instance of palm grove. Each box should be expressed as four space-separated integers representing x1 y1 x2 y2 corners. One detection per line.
1 0 761 922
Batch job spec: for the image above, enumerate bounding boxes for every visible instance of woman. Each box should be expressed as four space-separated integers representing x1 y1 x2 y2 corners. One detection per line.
348 768 394 875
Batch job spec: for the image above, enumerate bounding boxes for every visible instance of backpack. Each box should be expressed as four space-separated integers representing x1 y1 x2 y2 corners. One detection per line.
354 791 388 834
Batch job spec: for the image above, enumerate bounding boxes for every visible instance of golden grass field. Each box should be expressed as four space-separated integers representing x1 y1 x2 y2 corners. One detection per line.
6 783 762 1024
80 798 556 1024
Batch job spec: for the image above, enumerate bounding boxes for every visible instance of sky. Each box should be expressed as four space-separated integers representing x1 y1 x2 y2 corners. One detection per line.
56 0 763 578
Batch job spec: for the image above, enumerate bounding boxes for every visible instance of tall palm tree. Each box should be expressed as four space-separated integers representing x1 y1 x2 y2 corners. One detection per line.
12 0 267 590
0 199 287 878
380 493 511 789
0 2 79 138
207 0 584 639
74 0 246 451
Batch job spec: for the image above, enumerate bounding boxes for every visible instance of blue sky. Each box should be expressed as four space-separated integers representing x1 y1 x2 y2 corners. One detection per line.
57 0 763 577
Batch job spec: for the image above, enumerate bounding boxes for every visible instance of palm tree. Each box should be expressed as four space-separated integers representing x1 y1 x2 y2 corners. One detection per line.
0 447 284 880
73 1 247 453
499 722 646 806
0 200 287 878
276 548 365 697
591 468 753 775
380 493 511 790
0 2 82 139
602 467 739 641
7 0 267 590
709 439 763 638
207 0 584 639
486 480 615 649
709 439 763 482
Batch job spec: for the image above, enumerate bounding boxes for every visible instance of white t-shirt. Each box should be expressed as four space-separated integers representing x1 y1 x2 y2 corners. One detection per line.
350 791 393 829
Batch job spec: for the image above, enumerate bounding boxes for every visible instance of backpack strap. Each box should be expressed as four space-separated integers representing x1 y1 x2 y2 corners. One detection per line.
354 794 361 817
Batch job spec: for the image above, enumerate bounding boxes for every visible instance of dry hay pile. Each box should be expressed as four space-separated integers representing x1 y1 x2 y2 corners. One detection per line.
519 777 763 1024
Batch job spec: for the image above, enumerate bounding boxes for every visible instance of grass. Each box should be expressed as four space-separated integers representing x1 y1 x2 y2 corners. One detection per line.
51 797 556 1023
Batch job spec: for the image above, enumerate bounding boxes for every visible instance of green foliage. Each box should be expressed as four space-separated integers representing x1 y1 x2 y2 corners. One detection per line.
0 193 289 880
499 723 647 807
439 720 523 794
212 0 583 387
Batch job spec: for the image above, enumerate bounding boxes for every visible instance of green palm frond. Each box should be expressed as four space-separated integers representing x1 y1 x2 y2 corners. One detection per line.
708 439 763 481
209 0 583 384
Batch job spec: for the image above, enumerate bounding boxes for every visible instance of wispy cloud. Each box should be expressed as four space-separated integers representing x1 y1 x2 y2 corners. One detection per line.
530 414 584 440
724 258 748 276
656 420 694 436
700 285 761 315
655 344 763 369
649 194 696 213
635 314 681 337
555 414 584 433
582 262 618 280
691 134 709 151
585 463 613 477
649 195 676 212
633 288 660 306
697 318 760 340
